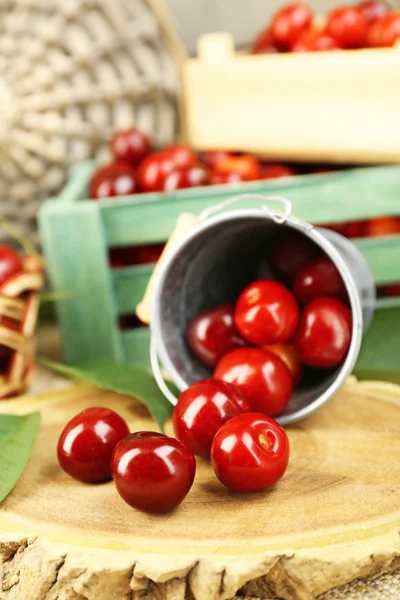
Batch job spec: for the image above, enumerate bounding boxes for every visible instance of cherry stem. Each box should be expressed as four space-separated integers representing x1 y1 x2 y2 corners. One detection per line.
258 433 270 449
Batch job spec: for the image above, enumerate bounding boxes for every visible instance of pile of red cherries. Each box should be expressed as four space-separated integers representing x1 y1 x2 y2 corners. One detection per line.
57 231 352 514
252 0 399 53
89 127 333 202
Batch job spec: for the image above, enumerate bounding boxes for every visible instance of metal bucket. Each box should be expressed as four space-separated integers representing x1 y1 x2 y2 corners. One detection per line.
150 195 376 425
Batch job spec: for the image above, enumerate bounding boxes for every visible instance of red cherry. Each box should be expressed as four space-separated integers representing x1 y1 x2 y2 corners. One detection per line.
163 143 198 169
211 413 290 492
57 407 130 483
293 296 352 369
292 30 341 51
262 164 297 178
213 154 262 181
163 166 209 191
110 128 152 166
187 304 246 368
269 232 319 283
173 379 250 457
0 246 23 286
89 162 137 199
367 13 400 46
252 27 279 54
365 216 400 237
234 280 300 345
381 282 400 297
136 151 176 193
343 220 366 238
214 347 293 416
263 343 302 386
270 2 314 50
109 243 164 268
293 256 347 305
324 6 368 48
357 0 390 25
201 150 232 169
210 172 245 185
112 432 196 513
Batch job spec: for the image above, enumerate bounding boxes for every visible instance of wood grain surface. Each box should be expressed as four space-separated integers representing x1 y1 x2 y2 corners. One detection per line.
0 378 399 600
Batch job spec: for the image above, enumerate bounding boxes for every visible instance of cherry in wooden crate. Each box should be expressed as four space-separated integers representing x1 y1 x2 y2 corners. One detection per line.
0 381 399 599
183 33 400 163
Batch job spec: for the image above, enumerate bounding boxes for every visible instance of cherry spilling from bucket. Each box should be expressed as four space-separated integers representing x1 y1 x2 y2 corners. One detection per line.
57 233 352 513
186 234 352 418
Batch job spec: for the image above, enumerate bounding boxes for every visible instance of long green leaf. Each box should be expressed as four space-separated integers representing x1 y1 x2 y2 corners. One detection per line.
0 412 40 503
354 306 400 382
40 358 174 431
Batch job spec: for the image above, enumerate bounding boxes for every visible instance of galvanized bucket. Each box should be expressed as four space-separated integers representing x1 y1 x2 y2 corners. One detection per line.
150 195 376 425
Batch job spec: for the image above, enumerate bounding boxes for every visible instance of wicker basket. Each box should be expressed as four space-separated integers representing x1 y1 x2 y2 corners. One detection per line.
0 0 186 247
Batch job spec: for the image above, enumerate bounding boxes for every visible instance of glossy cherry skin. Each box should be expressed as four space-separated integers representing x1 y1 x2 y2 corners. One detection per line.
112 432 196 513
213 154 261 181
324 6 368 48
366 13 400 46
263 343 302 386
57 407 130 483
293 256 347 305
173 379 250 457
292 30 341 51
293 296 352 369
110 128 152 166
163 143 198 169
270 2 314 50
234 280 300 345
269 232 319 284
262 164 297 179
211 413 290 492
357 0 390 25
163 165 209 191
89 162 137 199
0 246 23 286
252 27 279 54
187 304 246 368
136 151 176 192
209 171 245 185
214 347 293 416
201 150 232 169
365 216 400 237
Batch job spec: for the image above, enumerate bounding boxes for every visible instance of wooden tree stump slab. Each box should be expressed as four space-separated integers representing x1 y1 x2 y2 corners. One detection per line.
0 378 399 600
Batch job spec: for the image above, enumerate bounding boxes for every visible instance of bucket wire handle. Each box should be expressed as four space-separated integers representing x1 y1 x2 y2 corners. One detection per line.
199 194 292 224
150 337 178 406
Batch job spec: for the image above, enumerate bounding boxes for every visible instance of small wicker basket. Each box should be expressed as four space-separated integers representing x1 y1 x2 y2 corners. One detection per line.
0 0 186 247
0 253 44 398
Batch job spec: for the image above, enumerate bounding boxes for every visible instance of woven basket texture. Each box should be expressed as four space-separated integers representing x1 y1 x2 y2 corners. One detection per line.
0 0 182 246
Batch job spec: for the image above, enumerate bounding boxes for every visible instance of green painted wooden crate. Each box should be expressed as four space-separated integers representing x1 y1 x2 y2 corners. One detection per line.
39 163 400 369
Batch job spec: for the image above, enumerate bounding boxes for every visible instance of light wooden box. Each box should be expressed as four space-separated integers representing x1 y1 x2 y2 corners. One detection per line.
39 163 400 368
182 33 400 163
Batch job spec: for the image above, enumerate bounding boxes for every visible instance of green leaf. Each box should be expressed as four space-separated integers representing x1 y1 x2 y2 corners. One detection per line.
40 358 174 431
354 306 400 382
0 412 40 503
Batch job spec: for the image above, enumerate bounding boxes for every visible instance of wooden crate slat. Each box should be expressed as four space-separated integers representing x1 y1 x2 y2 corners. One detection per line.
183 33 400 162
100 166 400 246
355 237 400 284
120 327 151 368
38 200 123 363
113 265 153 315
